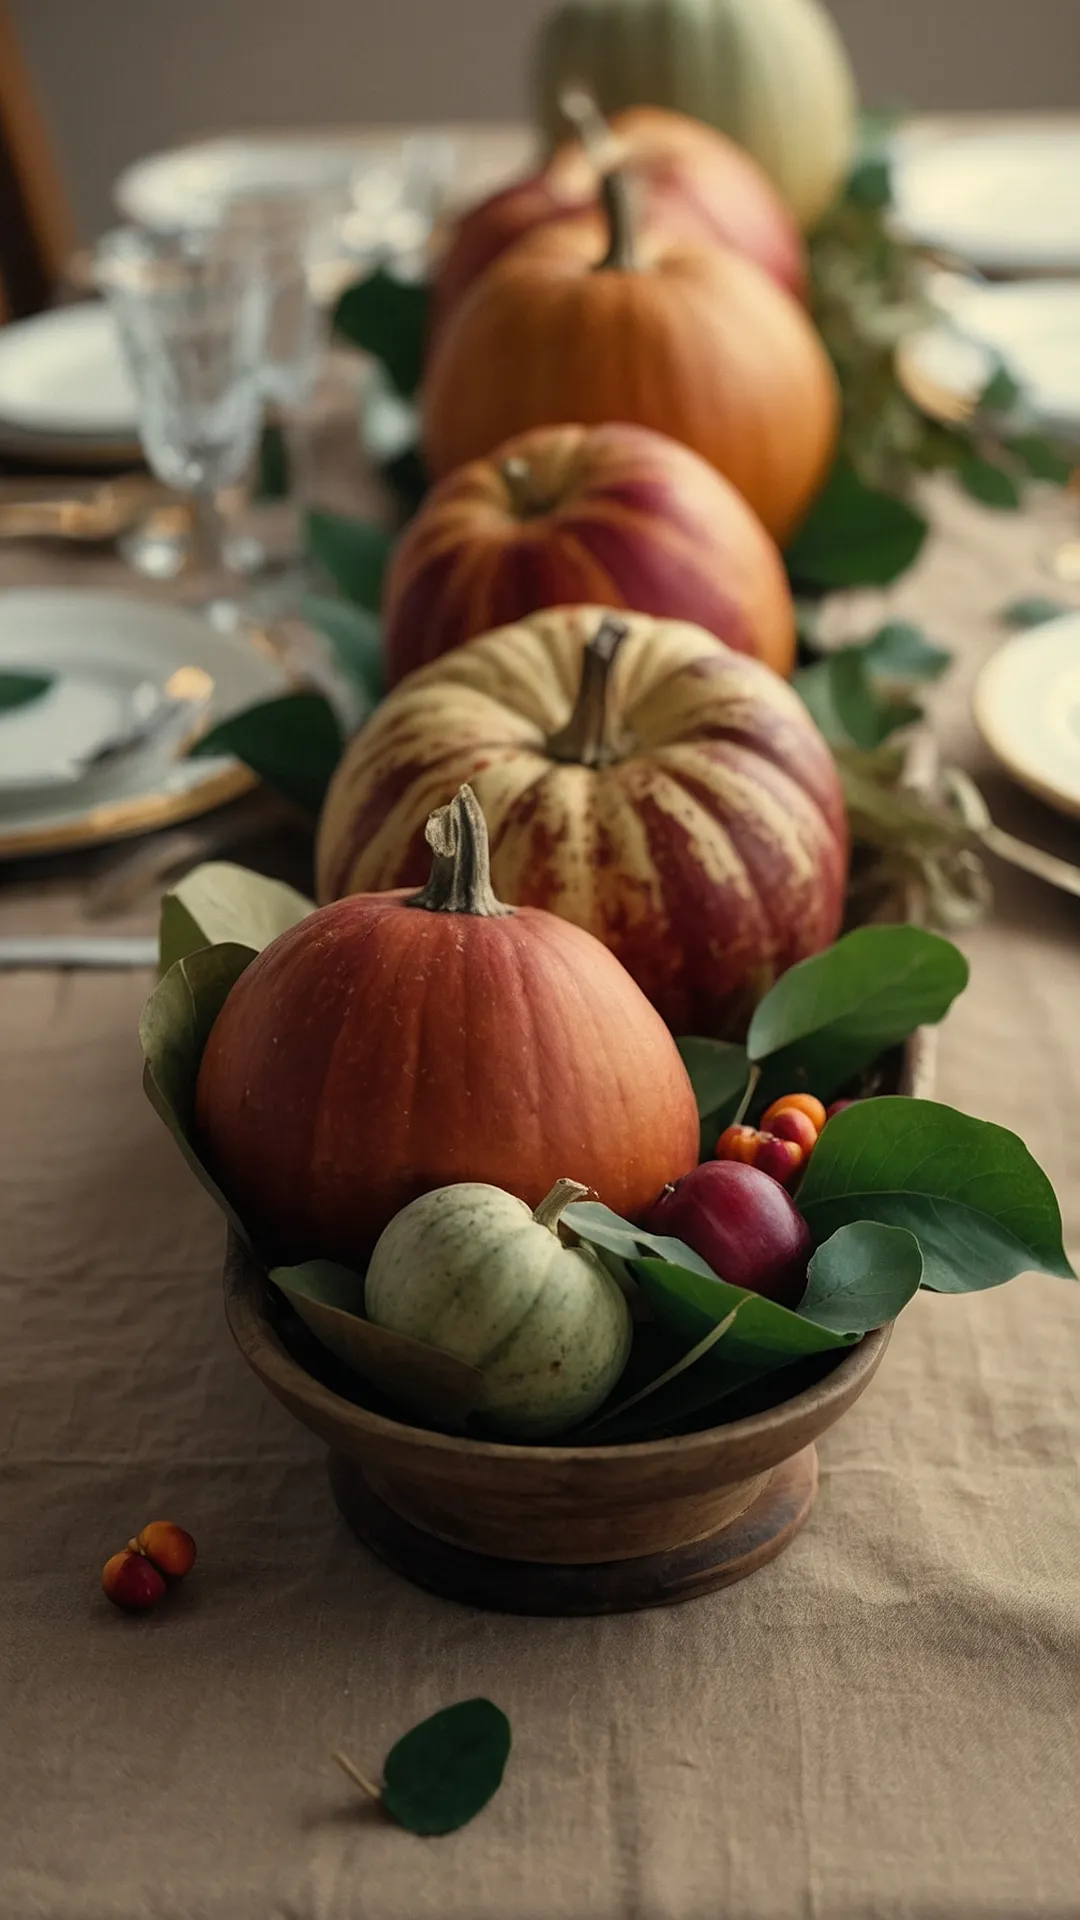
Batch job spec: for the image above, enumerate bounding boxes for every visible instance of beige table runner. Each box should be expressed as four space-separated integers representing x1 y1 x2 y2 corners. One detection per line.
2 468 1079 1919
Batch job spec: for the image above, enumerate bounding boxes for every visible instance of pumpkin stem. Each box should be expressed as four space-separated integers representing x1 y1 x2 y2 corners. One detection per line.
534 1178 593 1237
500 455 554 519
406 785 513 918
558 80 619 169
547 615 630 768
596 170 636 272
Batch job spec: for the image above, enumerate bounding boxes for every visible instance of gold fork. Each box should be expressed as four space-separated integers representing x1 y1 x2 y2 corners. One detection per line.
0 477 165 543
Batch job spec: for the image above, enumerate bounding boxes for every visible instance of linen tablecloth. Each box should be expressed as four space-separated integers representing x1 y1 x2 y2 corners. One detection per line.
2 437 1079 1913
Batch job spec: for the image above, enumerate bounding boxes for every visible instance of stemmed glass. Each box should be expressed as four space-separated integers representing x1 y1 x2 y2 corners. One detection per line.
95 225 268 624
222 180 343 576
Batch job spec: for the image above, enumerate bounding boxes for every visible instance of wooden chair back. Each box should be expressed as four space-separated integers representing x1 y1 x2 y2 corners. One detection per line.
0 6 75 319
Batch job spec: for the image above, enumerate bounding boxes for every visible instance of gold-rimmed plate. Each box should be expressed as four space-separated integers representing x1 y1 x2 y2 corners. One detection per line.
0 305 142 467
898 278 1080 436
0 589 288 858
974 614 1080 821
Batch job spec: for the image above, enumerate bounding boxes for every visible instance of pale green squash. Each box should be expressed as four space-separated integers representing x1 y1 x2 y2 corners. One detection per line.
533 0 858 229
365 1179 633 1440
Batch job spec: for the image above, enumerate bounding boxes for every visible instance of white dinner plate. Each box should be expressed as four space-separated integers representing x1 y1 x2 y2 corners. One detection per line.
0 670 167 796
892 127 1080 275
974 615 1080 819
0 305 139 459
898 279 1080 436
0 590 288 857
115 134 370 231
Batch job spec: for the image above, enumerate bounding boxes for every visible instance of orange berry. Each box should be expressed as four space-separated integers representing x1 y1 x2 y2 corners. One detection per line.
826 1099 856 1121
765 1107 818 1156
130 1521 197 1580
761 1093 827 1136
716 1124 804 1190
714 1123 760 1165
102 1549 167 1612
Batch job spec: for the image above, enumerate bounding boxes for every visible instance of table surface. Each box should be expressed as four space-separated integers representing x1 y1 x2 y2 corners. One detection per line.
3 140 1080 1920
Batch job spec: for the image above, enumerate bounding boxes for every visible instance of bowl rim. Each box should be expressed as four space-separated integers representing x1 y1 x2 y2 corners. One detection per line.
225 1231 892 1465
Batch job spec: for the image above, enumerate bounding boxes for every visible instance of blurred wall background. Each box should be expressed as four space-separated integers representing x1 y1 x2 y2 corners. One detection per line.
14 0 1080 239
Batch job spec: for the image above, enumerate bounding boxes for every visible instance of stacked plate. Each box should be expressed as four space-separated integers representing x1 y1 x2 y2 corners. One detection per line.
0 590 288 858
0 303 141 467
893 126 1080 435
975 614 1080 822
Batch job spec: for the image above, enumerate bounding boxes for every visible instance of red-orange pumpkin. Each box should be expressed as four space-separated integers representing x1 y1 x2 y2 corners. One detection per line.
432 103 806 338
196 786 699 1264
317 609 849 1037
422 174 838 542
383 421 796 686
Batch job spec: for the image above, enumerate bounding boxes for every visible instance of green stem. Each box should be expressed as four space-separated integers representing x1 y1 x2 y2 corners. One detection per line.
547 616 630 768
533 1178 592 1236
500 456 553 518
407 785 513 918
557 80 617 166
596 171 636 272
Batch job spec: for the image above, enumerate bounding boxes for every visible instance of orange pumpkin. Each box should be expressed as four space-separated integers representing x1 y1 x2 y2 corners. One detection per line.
432 103 806 338
383 421 795 686
422 173 838 541
196 786 698 1263
317 609 848 1037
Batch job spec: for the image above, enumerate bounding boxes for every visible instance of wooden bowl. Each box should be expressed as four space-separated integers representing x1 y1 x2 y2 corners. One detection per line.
225 1235 891 1615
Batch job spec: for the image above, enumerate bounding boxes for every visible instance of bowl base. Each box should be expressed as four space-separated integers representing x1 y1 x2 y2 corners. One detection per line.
329 1443 819 1616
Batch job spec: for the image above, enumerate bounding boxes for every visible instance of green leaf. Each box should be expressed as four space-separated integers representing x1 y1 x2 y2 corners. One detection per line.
976 362 1022 413
633 1258 857 1359
187 691 344 817
675 1038 750 1137
0 671 51 713
1002 594 1069 630
159 862 314 974
584 1304 743 1432
863 621 951 682
785 461 928 589
306 508 393 611
746 924 969 1103
381 1699 511 1835
254 419 290 501
333 269 430 398
846 155 892 209
582 1345 786 1442
271 1262 483 1432
793 649 921 751
300 593 385 707
381 442 430 521
560 1201 718 1280
800 1222 923 1332
958 454 1021 510
798 1097 1075 1293
139 945 256 1243
1008 435 1074 485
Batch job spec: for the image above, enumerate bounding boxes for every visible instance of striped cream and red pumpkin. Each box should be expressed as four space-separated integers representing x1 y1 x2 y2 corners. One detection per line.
383 422 796 686
317 607 848 1037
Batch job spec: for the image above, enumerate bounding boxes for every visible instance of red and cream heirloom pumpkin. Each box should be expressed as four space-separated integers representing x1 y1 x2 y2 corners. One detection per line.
317 609 848 1036
197 786 700 1263
383 421 796 686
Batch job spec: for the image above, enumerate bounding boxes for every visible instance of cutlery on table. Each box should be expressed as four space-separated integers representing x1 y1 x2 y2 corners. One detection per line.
0 478 167 543
945 768 1080 900
0 936 158 969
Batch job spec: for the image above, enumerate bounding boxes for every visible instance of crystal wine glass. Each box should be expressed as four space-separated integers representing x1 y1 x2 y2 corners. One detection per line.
95 225 268 623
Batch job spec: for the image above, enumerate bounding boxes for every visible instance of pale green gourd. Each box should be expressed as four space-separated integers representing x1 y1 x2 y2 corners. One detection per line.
532 0 858 230
365 1178 633 1439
